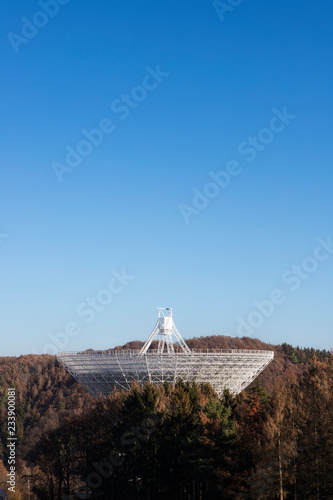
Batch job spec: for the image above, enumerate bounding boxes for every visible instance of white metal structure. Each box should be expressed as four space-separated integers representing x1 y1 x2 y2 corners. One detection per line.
140 308 191 355
57 308 274 397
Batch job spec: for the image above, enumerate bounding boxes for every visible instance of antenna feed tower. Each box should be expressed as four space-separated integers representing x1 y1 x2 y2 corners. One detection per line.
140 308 191 355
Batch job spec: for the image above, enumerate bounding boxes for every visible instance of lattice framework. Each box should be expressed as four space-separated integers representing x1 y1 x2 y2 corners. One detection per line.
57 308 274 397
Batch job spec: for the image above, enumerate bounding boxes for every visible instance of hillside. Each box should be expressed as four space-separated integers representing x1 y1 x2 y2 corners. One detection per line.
0 336 332 500
0 335 331 497
0 337 330 458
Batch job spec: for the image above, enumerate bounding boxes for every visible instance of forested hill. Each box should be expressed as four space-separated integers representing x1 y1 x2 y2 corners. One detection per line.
0 336 331 497
0 337 330 453
0 336 329 450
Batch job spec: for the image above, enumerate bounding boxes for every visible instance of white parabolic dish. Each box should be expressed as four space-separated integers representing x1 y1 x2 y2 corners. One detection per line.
57 308 274 397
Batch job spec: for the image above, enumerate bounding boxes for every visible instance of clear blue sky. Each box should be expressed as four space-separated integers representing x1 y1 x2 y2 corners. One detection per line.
1 0 332 356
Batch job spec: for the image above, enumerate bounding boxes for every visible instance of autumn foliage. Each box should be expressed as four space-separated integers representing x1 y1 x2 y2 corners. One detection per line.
0 337 332 499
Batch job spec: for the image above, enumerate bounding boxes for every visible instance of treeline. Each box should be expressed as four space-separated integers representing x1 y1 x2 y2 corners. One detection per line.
281 342 331 364
1 356 331 499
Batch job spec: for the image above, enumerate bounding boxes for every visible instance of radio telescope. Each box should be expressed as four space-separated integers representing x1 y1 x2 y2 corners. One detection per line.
57 308 274 397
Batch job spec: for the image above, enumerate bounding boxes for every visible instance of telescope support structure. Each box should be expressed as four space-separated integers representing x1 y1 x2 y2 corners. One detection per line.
140 308 191 355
